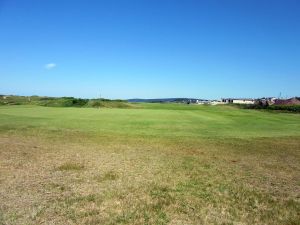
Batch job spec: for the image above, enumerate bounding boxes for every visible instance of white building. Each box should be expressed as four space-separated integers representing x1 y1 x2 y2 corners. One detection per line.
210 100 225 105
222 98 255 104
232 99 255 104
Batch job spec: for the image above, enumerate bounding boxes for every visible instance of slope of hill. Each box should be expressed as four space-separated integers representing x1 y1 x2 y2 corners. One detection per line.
0 95 136 108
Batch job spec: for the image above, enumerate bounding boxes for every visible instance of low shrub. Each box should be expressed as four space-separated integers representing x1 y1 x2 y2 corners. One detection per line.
237 104 300 113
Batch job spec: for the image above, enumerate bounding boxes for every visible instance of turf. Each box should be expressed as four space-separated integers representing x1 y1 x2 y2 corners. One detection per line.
0 104 299 224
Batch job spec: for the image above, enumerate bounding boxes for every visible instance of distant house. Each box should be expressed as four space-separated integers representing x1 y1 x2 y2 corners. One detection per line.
221 98 232 104
232 99 255 104
221 98 255 104
274 97 300 105
197 100 210 105
210 100 224 105
255 97 276 106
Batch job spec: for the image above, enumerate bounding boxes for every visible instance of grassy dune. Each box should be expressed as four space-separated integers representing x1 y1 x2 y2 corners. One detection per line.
0 104 299 224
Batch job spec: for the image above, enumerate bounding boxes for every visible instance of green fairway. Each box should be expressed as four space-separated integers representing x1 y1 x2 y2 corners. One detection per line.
0 104 299 138
0 104 299 225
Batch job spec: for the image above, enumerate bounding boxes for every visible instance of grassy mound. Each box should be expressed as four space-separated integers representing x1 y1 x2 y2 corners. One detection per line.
0 95 136 108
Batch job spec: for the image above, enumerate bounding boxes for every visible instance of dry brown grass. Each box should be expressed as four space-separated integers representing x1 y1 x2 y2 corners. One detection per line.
0 133 299 225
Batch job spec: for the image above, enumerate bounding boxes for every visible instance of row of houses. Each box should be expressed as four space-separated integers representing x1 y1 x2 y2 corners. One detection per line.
195 98 257 105
195 97 300 106
221 98 257 104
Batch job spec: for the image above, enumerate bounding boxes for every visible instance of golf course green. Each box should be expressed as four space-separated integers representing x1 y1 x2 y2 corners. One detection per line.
0 104 299 224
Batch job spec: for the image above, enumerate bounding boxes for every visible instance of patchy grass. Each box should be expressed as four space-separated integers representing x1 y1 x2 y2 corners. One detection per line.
0 104 299 224
58 162 85 171
94 170 119 182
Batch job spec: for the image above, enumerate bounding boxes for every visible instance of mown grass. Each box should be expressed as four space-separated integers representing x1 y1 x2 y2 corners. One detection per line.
0 104 299 138
0 104 299 224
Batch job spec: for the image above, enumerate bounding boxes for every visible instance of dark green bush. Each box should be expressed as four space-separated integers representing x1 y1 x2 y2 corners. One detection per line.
237 104 300 113
268 105 300 112
71 98 89 106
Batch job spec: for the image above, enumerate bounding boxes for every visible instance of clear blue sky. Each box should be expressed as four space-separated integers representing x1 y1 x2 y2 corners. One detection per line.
0 0 299 99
